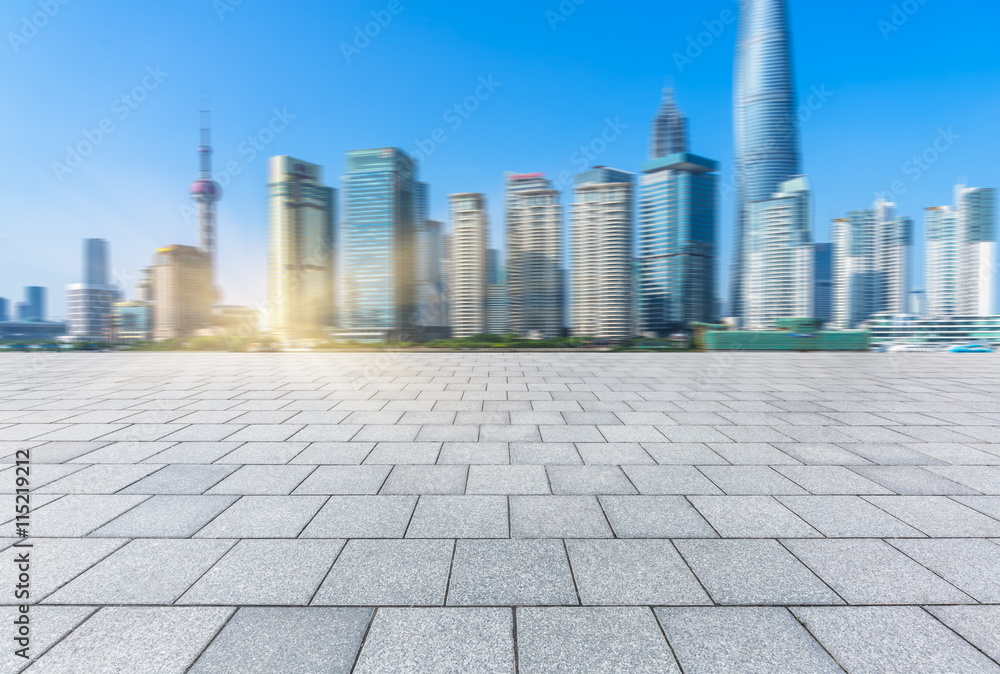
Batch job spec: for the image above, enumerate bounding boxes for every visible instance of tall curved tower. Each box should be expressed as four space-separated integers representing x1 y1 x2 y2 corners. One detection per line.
190 107 221 292
731 0 800 320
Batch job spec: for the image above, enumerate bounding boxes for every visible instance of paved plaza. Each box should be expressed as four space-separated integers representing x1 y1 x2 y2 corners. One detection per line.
2 352 1000 672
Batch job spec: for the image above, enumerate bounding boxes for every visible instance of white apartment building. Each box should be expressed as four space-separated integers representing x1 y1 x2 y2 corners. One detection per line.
448 193 488 338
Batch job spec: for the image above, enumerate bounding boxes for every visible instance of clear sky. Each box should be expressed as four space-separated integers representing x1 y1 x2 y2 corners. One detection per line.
3 0 998 319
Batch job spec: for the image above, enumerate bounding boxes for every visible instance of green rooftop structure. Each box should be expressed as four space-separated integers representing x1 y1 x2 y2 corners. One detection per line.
694 318 870 351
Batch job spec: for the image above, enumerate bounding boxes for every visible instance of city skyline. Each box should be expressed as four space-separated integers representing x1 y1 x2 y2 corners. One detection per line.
5 0 998 317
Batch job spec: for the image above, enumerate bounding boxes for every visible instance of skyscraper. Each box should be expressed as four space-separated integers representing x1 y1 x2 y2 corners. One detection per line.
151 245 211 340
506 173 564 339
20 287 45 321
485 249 509 335
571 167 635 342
650 88 688 160
189 108 221 293
639 154 718 335
0 298 8 323
267 156 336 341
732 0 801 321
833 201 912 328
341 148 421 340
814 242 833 323
448 193 489 338
744 177 814 329
67 238 118 340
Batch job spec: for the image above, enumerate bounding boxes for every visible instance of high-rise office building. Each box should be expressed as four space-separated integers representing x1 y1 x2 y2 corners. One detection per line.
151 245 212 340
485 248 510 336
267 157 336 341
650 88 688 160
926 186 996 317
189 108 222 293
68 238 119 340
341 148 421 340
639 154 718 335
448 193 489 338
19 287 45 321
0 298 8 323
833 201 913 328
506 173 564 339
732 0 801 321
571 167 635 342
814 242 833 323
745 176 814 329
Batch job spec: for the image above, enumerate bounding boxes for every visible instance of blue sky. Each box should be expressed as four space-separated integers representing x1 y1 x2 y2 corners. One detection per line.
2 0 998 318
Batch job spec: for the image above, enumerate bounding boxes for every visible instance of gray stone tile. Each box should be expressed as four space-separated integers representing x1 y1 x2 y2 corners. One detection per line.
793 606 1000 674
708 443 801 465
190 607 372 674
641 443 729 465
438 442 509 464
675 539 842 605
353 425 422 442
354 608 514 674
689 496 821 538
365 442 442 464
142 441 245 464
223 424 303 442
313 539 453 606
32 495 149 536
289 441 374 464
696 466 808 495
479 425 541 442
567 540 710 605
287 424 363 442
162 424 247 442
890 538 1000 603
181 539 344 605
13 442 107 464
407 496 509 538
448 540 578 606
509 442 582 465
836 443 942 465
119 464 237 494
510 495 612 538
575 442 655 465
380 465 469 495
778 496 925 538
293 466 391 495
657 426 733 443
65 441 175 463
927 606 1000 663
622 466 723 495
656 607 842 674
775 466 894 495
517 607 679 674
953 495 1000 520
599 495 718 538
786 539 974 605
195 495 326 538
45 539 234 605
905 443 1000 465
595 425 668 443
206 465 315 495
865 496 1000 537
0 538 126 604
91 495 238 538
37 464 162 494
214 441 308 464
851 466 980 495
926 466 1000 494
539 425 605 443
29 606 233 673
546 465 637 495
0 606 95 674
300 496 416 538
467 465 550 494
770 442 871 465
416 425 480 442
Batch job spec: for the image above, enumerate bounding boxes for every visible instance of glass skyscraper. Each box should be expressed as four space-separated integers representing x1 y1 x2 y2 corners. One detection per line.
68 238 119 340
732 0 801 321
639 154 718 336
268 156 336 341
650 88 688 160
341 148 421 338
813 242 833 323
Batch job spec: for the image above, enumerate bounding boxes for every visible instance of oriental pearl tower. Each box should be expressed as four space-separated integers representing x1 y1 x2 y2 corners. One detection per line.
190 107 222 298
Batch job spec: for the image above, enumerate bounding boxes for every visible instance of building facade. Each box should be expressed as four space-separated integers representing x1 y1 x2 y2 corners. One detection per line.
814 242 833 323
151 245 212 340
267 156 336 341
68 238 118 340
485 249 509 335
744 176 814 329
927 186 997 317
639 154 718 335
571 167 635 342
19 287 46 321
506 173 564 339
341 148 421 339
112 302 153 341
833 201 913 329
650 88 688 160
732 0 801 321
448 193 489 338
